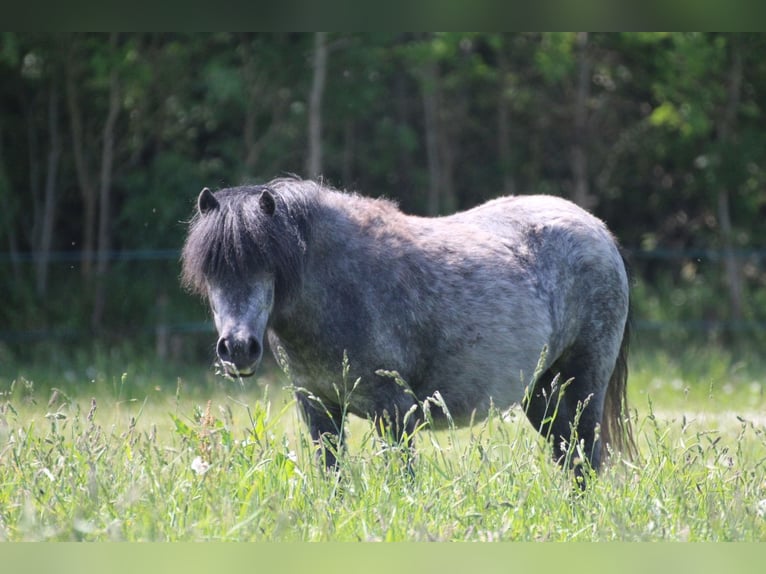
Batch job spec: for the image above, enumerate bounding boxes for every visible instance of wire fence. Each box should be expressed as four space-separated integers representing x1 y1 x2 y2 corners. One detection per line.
2 246 766 263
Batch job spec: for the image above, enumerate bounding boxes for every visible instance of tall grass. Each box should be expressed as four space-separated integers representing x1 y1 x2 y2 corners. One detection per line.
0 346 764 541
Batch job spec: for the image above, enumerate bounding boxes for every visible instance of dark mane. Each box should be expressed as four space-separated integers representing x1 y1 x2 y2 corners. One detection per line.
181 181 314 299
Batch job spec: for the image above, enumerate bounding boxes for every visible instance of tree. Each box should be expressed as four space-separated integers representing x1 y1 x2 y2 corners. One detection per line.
34 77 61 297
644 33 759 322
91 33 123 330
716 37 744 321
307 32 327 179
571 32 593 209
65 35 98 278
2 33 766 347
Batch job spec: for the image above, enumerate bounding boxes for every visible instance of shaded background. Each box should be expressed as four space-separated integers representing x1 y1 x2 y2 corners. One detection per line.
1 33 765 366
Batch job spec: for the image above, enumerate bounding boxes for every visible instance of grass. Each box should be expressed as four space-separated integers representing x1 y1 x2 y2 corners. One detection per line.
0 345 765 541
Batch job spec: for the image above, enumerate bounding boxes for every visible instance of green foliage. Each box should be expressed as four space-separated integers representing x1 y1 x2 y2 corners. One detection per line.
2 32 766 351
0 33 19 67
535 33 576 84
118 151 204 248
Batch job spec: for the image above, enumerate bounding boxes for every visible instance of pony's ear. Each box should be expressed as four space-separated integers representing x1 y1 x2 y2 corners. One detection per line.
259 189 276 216
198 187 219 214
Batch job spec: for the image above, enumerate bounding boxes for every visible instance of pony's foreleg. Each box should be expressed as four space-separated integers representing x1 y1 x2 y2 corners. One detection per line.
296 392 344 471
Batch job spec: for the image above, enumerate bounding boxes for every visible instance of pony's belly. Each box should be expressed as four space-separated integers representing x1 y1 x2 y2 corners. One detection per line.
413 383 523 428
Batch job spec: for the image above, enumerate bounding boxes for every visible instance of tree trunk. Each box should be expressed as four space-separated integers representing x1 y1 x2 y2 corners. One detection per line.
716 40 744 322
422 57 441 215
91 33 121 331
438 104 457 213
718 189 742 320
26 103 42 251
65 39 97 278
342 119 355 184
496 42 516 196
241 35 260 178
394 66 415 198
571 32 593 209
306 32 327 179
35 84 61 297
155 292 169 360
0 122 21 283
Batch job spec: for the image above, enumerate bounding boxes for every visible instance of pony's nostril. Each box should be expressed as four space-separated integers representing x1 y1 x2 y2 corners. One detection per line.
217 336 260 367
216 337 232 362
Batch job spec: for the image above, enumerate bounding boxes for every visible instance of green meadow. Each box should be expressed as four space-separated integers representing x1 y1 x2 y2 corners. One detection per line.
1 345 764 541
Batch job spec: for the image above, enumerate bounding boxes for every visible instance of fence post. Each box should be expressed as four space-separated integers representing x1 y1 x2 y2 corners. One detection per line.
155 292 168 360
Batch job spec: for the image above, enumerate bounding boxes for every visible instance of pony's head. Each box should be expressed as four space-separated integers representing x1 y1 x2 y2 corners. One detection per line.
181 184 306 377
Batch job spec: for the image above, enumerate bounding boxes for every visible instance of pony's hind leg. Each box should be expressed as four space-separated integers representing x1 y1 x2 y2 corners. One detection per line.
296 392 344 470
523 352 608 478
523 366 574 466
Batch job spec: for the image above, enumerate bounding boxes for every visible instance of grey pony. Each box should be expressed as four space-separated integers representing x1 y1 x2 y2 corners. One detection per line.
181 178 633 477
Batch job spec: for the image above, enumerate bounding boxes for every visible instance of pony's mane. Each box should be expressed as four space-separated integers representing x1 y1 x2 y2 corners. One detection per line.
181 180 315 298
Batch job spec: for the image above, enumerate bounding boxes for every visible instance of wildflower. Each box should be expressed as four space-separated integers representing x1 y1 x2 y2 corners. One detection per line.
191 456 210 475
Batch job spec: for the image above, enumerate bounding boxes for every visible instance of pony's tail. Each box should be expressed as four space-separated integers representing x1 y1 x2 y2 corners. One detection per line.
601 258 637 462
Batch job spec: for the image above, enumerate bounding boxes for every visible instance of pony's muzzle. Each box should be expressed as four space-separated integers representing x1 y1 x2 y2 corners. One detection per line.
216 335 262 377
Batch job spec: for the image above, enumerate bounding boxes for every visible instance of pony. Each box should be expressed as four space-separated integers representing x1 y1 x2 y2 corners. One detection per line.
181 178 633 479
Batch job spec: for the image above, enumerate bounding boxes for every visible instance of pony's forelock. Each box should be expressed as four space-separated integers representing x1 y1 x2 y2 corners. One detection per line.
181 183 309 298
